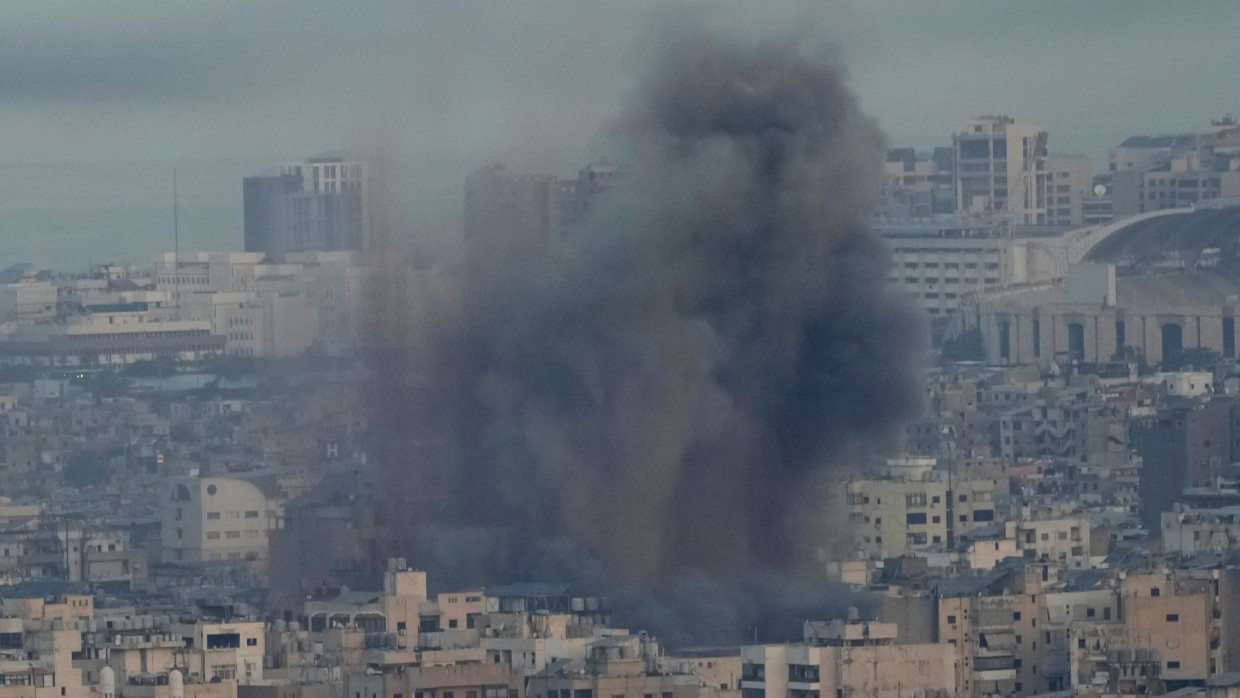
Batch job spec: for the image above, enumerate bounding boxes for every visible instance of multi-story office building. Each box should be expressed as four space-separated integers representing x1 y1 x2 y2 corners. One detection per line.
244 156 370 261
1108 118 1240 217
1111 151 1240 217
879 220 1069 318
1042 154 1093 227
953 116 1049 224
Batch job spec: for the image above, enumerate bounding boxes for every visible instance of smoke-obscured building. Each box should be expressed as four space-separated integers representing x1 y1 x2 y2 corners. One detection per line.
463 159 624 276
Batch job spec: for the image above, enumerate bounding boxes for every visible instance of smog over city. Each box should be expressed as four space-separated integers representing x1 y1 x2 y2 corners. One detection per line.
4 2 1240 697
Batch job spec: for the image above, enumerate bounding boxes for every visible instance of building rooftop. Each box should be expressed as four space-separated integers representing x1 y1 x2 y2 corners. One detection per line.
0 579 92 600
1117 135 1195 149
485 582 571 598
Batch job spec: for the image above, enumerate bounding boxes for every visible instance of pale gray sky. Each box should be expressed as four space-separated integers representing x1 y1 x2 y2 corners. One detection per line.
1 0 1236 169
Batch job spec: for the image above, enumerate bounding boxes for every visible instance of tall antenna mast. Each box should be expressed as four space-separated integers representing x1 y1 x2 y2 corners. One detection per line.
173 167 180 306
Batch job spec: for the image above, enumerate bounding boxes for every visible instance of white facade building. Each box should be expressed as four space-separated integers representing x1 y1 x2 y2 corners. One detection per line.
162 476 275 567
880 222 1067 317
1 279 58 320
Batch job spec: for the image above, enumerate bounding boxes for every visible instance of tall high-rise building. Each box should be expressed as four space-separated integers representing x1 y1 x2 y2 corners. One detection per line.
953 116 1049 223
243 155 371 261
243 173 301 261
463 159 624 276
463 164 555 271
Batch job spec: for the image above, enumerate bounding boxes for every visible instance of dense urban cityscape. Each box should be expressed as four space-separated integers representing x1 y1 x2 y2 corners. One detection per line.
3 111 1240 698
8 4 1240 698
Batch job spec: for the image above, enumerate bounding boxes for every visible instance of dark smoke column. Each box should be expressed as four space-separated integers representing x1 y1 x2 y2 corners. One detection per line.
371 26 925 593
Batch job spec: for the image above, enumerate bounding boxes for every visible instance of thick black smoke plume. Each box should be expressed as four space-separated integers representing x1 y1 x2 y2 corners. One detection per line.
367 25 925 644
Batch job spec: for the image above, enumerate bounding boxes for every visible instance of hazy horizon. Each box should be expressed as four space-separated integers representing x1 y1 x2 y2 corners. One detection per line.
5 0 1240 269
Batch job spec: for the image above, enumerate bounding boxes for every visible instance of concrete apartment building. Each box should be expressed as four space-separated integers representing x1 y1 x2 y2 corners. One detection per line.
1 277 58 320
161 477 275 566
878 218 1079 318
1163 504 1240 555
880 223 1014 318
881 117 1094 232
1011 517 1092 565
740 619 954 698
1042 154 1094 227
528 635 699 698
997 393 1128 467
1068 573 1214 690
1108 118 1240 217
847 457 999 558
1111 145 1240 217
938 590 1042 697
347 663 524 698
154 251 377 358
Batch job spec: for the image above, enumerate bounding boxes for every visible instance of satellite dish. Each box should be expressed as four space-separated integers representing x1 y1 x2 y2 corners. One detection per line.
1094 183 1107 197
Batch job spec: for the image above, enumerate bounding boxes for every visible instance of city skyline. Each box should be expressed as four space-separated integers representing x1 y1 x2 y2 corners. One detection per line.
0 1 1237 169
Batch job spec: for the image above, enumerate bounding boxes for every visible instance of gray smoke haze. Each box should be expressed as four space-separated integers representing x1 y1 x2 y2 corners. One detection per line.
367 23 925 644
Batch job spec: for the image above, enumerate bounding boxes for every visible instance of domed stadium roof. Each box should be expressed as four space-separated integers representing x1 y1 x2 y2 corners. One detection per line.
1084 205 1240 270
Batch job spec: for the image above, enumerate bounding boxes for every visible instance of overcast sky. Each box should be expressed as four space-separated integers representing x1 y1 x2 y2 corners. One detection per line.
2 0 1237 169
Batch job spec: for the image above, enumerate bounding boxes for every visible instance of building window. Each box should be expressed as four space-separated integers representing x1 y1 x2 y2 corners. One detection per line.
1168 661 1181 669
906 512 928 525
1166 614 1179 622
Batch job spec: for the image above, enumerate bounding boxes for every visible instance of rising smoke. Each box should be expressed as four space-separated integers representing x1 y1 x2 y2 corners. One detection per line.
367 22 926 645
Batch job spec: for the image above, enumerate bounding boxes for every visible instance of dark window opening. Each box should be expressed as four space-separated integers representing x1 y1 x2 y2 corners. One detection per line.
1067 322 1085 361
206 633 241 649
